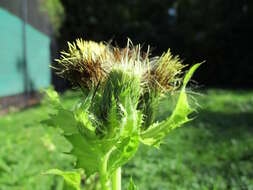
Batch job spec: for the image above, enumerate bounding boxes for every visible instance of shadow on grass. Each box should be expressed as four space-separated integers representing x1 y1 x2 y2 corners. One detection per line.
190 110 253 144
197 110 253 128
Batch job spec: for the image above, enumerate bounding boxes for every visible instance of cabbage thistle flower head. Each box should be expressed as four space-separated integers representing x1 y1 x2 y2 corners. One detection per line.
55 39 185 93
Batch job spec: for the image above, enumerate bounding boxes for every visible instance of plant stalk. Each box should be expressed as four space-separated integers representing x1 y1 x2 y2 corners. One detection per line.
112 167 121 190
99 154 111 190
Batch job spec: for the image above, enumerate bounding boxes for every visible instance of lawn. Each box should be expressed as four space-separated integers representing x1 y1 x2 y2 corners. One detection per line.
0 89 253 190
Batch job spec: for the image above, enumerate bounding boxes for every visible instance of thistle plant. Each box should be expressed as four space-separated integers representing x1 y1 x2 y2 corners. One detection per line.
43 39 201 190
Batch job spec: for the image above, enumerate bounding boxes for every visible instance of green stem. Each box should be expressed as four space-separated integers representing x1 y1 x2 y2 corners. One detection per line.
99 155 111 190
112 167 121 190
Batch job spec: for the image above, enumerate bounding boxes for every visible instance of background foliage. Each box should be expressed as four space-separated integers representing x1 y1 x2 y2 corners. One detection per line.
49 0 253 88
40 0 65 35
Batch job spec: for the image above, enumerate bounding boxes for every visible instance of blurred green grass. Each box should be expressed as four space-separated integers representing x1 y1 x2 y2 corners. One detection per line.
0 89 253 190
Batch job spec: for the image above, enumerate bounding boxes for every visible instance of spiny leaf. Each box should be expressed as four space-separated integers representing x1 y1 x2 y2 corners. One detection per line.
65 134 102 177
42 108 79 135
44 169 82 190
140 63 201 147
108 135 139 174
105 94 120 138
108 98 142 174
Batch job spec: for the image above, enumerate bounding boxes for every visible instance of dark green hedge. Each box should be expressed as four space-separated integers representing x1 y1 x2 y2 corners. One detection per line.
57 0 253 88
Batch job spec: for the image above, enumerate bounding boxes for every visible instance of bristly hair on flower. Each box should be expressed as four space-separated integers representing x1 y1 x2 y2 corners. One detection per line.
145 49 186 93
54 38 186 94
54 39 113 90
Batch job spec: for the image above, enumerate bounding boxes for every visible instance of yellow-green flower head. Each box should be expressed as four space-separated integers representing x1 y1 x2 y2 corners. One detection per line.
146 49 186 92
55 39 113 89
55 38 185 94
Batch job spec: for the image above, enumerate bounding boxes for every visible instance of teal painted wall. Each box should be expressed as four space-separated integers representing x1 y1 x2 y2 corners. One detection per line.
0 8 51 97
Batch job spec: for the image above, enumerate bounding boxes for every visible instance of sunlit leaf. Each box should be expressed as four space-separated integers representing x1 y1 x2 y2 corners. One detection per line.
140 63 201 146
44 169 82 190
65 134 102 177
